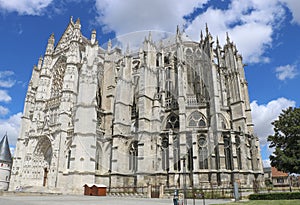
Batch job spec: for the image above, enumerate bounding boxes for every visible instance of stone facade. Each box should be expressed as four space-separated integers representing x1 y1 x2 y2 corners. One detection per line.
9 18 263 194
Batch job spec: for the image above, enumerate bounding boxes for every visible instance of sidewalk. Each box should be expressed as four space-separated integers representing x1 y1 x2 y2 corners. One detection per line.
0 195 232 205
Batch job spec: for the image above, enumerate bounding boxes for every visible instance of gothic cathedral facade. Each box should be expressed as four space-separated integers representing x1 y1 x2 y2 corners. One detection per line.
10 18 263 193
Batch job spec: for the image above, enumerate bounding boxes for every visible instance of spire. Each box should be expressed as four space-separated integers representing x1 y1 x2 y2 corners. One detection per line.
46 33 55 55
176 25 182 43
176 25 180 35
91 29 97 45
205 23 209 36
200 30 203 42
126 43 130 55
37 56 43 70
0 134 12 163
226 32 231 44
148 31 152 42
72 18 81 42
75 18 81 28
107 39 112 52
216 36 220 47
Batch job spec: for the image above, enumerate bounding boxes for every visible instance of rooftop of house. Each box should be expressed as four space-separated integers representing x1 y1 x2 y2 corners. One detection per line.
271 167 289 178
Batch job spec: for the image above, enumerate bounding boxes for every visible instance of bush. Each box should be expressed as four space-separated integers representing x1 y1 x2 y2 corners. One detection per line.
249 192 300 200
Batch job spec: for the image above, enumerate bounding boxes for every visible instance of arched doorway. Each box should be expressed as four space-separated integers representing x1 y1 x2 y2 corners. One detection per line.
34 136 53 187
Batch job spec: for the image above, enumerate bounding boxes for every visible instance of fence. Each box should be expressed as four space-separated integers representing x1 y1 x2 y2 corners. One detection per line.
106 184 300 199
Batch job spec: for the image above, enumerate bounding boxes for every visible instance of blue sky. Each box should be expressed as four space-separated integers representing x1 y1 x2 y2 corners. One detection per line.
0 0 299 167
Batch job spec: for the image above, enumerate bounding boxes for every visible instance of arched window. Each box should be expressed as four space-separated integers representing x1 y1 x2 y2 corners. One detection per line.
224 136 233 170
235 136 242 170
187 133 193 171
129 141 138 172
248 138 253 170
162 135 169 171
67 150 71 169
188 112 206 127
166 114 179 130
198 135 208 169
95 143 102 170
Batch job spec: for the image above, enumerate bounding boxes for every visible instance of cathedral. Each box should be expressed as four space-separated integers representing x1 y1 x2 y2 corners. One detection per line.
9 17 263 194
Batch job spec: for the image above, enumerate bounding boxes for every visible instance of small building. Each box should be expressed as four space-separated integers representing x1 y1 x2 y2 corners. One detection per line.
263 167 272 179
0 134 12 191
83 184 107 196
271 167 289 187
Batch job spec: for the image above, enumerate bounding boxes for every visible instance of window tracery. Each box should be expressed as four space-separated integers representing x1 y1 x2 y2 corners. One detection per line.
198 135 208 169
188 111 206 127
224 136 233 170
129 141 138 172
235 136 242 170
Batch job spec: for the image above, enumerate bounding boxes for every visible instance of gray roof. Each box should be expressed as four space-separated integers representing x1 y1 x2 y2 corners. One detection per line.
0 134 12 163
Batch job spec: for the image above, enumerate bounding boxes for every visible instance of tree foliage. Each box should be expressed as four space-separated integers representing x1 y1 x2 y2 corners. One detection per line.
267 107 300 174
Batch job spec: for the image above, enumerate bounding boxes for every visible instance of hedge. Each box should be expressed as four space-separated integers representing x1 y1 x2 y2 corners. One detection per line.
249 192 300 200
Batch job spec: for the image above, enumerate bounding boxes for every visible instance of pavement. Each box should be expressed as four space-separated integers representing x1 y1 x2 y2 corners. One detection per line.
0 195 233 205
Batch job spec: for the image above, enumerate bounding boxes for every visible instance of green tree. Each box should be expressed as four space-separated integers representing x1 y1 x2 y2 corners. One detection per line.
268 107 300 174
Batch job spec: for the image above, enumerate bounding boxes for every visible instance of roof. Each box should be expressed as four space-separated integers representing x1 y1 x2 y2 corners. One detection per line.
263 167 271 173
271 167 288 177
0 134 12 163
83 184 107 188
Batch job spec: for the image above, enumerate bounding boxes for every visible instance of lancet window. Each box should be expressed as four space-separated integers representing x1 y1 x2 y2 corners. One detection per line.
95 143 102 170
161 135 169 171
235 136 242 170
187 134 194 171
67 150 71 169
198 135 208 169
129 141 138 172
224 136 233 170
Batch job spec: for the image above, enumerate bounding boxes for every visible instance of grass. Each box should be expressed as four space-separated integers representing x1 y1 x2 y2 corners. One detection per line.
213 200 300 205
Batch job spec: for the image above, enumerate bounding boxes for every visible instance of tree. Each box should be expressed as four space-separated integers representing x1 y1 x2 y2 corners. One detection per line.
267 107 300 174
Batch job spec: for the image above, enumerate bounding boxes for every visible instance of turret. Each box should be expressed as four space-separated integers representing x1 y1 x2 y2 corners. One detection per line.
0 134 12 191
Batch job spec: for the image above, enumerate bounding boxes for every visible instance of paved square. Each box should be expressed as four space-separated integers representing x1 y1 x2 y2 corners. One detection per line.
0 195 232 205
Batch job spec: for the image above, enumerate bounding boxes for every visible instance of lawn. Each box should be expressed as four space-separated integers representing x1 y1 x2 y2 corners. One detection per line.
213 200 300 205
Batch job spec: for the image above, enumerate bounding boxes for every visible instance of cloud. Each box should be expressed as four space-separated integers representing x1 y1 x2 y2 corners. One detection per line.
0 112 22 146
0 70 16 88
280 0 300 25
263 159 271 167
275 64 298 80
0 90 12 103
185 0 286 63
0 105 9 116
0 0 53 15
95 0 208 35
94 0 291 64
250 97 296 146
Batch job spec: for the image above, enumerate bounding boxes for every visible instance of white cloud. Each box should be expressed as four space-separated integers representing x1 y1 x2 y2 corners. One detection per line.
95 0 208 35
0 70 16 88
275 64 298 80
94 0 290 63
185 0 285 63
0 0 53 15
0 90 12 103
280 0 300 25
0 112 22 146
263 159 271 167
0 105 9 116
250 97 296 146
